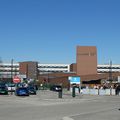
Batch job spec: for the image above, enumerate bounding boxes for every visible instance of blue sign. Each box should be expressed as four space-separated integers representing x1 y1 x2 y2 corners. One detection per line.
68 76 80 84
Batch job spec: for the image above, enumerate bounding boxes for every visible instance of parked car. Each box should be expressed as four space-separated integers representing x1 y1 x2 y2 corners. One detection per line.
28 86 37 95
50 85 62 92
15 87 29 96
0 86 8 95
6 83 16 92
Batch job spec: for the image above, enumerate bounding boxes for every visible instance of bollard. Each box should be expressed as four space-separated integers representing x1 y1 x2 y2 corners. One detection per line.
72 86 76 97
58 90 62 98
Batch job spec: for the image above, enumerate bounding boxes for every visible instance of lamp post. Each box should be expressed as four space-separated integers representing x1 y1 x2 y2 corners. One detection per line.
10 59 14 95
0 58 3 81
109 60 112 95
26 63 28 79
109 60 112 82
11 59 14 83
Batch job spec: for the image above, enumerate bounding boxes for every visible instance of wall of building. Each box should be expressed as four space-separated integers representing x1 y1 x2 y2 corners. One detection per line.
76 46 97 75
38 63 70 74
19 61 38 79
70 63 76 73
38 72 120 88
1 62 120 79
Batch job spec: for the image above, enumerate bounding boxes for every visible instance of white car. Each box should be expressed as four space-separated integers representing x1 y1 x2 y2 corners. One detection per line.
6 83 16 92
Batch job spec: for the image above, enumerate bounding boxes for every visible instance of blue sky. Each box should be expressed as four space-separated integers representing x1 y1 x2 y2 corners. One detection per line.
0 0 120 64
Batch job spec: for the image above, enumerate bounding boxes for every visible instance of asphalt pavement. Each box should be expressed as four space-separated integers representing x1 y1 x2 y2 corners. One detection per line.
0 90 120 120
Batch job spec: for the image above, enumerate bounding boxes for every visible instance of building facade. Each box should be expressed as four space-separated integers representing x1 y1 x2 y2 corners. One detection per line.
19 61 38 79
0 62 70 79
76 46 97 75
0 62 120 78
0 46 120 85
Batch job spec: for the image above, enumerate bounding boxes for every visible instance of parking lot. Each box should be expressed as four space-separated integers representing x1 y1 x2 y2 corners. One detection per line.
0 90 120 120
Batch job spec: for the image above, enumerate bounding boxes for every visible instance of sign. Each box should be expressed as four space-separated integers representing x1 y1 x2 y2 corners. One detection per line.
13 76 21 83
68 76 80 84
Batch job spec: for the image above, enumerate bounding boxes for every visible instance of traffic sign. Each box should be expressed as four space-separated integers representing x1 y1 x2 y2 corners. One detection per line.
68 76 80 84
13 76 21 83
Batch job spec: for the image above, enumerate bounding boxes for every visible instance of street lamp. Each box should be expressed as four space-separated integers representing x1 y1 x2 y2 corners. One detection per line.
11 59 14 83
109 60 112 82
109 60 112 95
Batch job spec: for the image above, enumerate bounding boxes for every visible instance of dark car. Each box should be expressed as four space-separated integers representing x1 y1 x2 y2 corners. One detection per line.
50 85 62 92
15 87 29 96
0 86 8 95
28 86 37 95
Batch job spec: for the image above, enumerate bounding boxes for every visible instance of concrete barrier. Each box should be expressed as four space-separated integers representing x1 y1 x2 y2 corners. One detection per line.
70 88 117 96
105 89 110 95
111 89 115 95
89 89 98 95
82 89 89 94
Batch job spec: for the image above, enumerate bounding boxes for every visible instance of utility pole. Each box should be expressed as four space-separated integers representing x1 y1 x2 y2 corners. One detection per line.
26 63 28 79
11 59 14 83
109 60 112 82
0 58 2 81
109 60 112 95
